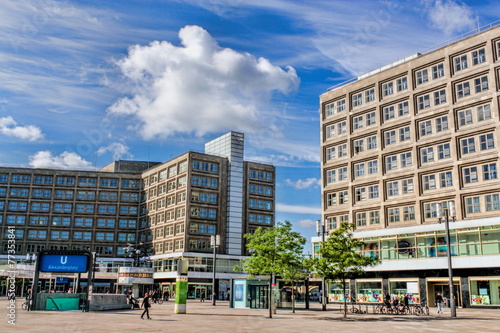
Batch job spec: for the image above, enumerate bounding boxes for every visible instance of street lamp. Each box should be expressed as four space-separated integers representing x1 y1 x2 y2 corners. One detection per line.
436 201 457 318
211 235 220 306
316 219 327 311
124 243 151 267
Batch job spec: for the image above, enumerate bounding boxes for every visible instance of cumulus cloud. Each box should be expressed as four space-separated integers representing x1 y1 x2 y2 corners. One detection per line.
107 25 300 139
285 177 321 190
29 151 92 169
0 116 44 141
423 0 476 36
296 219 317 228
97 142 133 161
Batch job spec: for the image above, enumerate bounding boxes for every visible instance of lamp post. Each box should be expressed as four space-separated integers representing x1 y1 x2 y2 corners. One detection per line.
125 243 151 267
316 219 327 311
436 201 457 318
211 235 220 306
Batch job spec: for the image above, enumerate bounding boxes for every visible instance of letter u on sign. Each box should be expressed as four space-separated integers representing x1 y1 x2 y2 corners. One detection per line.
60 256 68 265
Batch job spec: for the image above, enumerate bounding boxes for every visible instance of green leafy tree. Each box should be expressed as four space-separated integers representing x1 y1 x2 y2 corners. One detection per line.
313 222 380 318
241 221 306 318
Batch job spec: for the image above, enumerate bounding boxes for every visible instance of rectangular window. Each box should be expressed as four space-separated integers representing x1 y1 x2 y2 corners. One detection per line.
486 194 500 211
440 171 453 187
353 115 364 130
325 103 335 116
365 88 375 103
483 163 498 180
354 164 364 178
398 101 409 116
356 212 367 227
399 126 410 142
422 174 436 190
352 92 363 107
397 77 408 91
403 206 415 221
474 76 488 93
437 143 451 160
387 181 399 196
461 137 476 154
369 211 380 225
383 105 395 121
416 69 428 85
472 48 486 65
479 133 494 150
432 63 444 79
336 99 346 113
417 95 430 110
421 147 434 163
366 111 376 126
400 152 412 167
325 124 335 138
477 104 491 122
337 121 347 134
454 54 468 71
367 136 377 150
382 82 394 96
368 160 378 174
419 120 432 136
388 208 400 223
384 130 396 145
463 166 478 183
368 185 379 199
436 116 448 132
458 109 473 126
434 89 446 105
354 138 364 153
338 144 347 157
402 179 414 194
457 82 470 98
338 167 348 181
386 155 397 171
465 196 481 214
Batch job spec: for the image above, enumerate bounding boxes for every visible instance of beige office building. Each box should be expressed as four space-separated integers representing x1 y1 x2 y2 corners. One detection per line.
317 24 500 308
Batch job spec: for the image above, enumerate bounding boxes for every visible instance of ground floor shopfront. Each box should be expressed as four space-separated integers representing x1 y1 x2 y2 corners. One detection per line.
325 269 500 308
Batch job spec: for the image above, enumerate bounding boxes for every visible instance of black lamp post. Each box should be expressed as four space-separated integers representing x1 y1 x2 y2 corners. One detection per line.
124 243 151 267
436 201 457 318
316 219 327 311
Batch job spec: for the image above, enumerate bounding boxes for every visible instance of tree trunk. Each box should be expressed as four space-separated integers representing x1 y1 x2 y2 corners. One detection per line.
291 280 295 313
268 276 273 318
342 277 347 319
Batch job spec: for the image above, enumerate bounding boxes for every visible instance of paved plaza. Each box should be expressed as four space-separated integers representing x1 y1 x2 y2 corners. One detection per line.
2 298 500 333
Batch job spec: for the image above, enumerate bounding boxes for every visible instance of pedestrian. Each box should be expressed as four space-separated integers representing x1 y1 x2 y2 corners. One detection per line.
436 292 443 314
141 292 152 320
200 291 205 302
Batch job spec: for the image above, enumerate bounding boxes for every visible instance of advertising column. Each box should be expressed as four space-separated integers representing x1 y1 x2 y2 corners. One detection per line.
175 259 189 314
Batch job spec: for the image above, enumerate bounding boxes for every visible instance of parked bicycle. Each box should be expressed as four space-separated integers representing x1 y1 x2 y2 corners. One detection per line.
414 299 430 316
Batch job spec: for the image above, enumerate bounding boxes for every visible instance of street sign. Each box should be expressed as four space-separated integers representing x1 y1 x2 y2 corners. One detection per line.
56 277 69 283
39 254 89 273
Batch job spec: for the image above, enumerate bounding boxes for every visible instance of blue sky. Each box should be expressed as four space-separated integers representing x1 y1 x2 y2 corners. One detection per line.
0 0 498 252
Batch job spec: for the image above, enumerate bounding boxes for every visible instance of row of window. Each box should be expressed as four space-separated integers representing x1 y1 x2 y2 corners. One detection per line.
0 174 139 188
147 192 186 211
141 207 186 225
144 161 188 186
0 188 139 202
325 44 492 117
325 100 491 140
5 228 136 241
248 214 273 224
249 170 274 182
325 130 496 167
153 224 185 238
147 177 187 198
0 202 138 215
2 215 135 228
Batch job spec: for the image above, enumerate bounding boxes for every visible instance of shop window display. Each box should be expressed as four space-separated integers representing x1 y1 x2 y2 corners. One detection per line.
356 281 382 302
470 279 500 305
389 281 420 304
328 282 350 302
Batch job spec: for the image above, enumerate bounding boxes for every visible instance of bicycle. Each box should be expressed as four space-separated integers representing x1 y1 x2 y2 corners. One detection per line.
349 304 366 314
414 300 429 316
22 299 31 311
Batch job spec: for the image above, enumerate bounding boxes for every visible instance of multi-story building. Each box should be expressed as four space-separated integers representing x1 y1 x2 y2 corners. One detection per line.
318 24 500 308
0 132 275 299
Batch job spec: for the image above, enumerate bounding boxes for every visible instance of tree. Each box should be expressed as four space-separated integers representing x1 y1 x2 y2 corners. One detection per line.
241 221 306 318
312 222 380 318
280 255 309 313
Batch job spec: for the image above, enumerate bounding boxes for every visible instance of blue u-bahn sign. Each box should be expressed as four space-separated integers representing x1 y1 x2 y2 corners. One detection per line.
39 253 90 273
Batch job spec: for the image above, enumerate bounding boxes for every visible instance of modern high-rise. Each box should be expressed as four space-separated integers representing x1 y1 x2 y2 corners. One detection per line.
318 24 500 308
0 132 275 299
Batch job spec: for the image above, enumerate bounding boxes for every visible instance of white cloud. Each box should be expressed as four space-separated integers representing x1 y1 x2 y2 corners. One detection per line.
97 142 133 161
296 218 317 228
0 116 44 141
285 178 320 190
107 25 300 139
423 0 477 36
29 151 92 170
276 203 321 215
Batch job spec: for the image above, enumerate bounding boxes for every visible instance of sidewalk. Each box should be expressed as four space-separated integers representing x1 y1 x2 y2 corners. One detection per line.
2 298 500 333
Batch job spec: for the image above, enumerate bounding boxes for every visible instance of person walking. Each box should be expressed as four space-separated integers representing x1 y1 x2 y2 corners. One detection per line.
436 292 444 314
141 292 152 320
200 291 205 302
